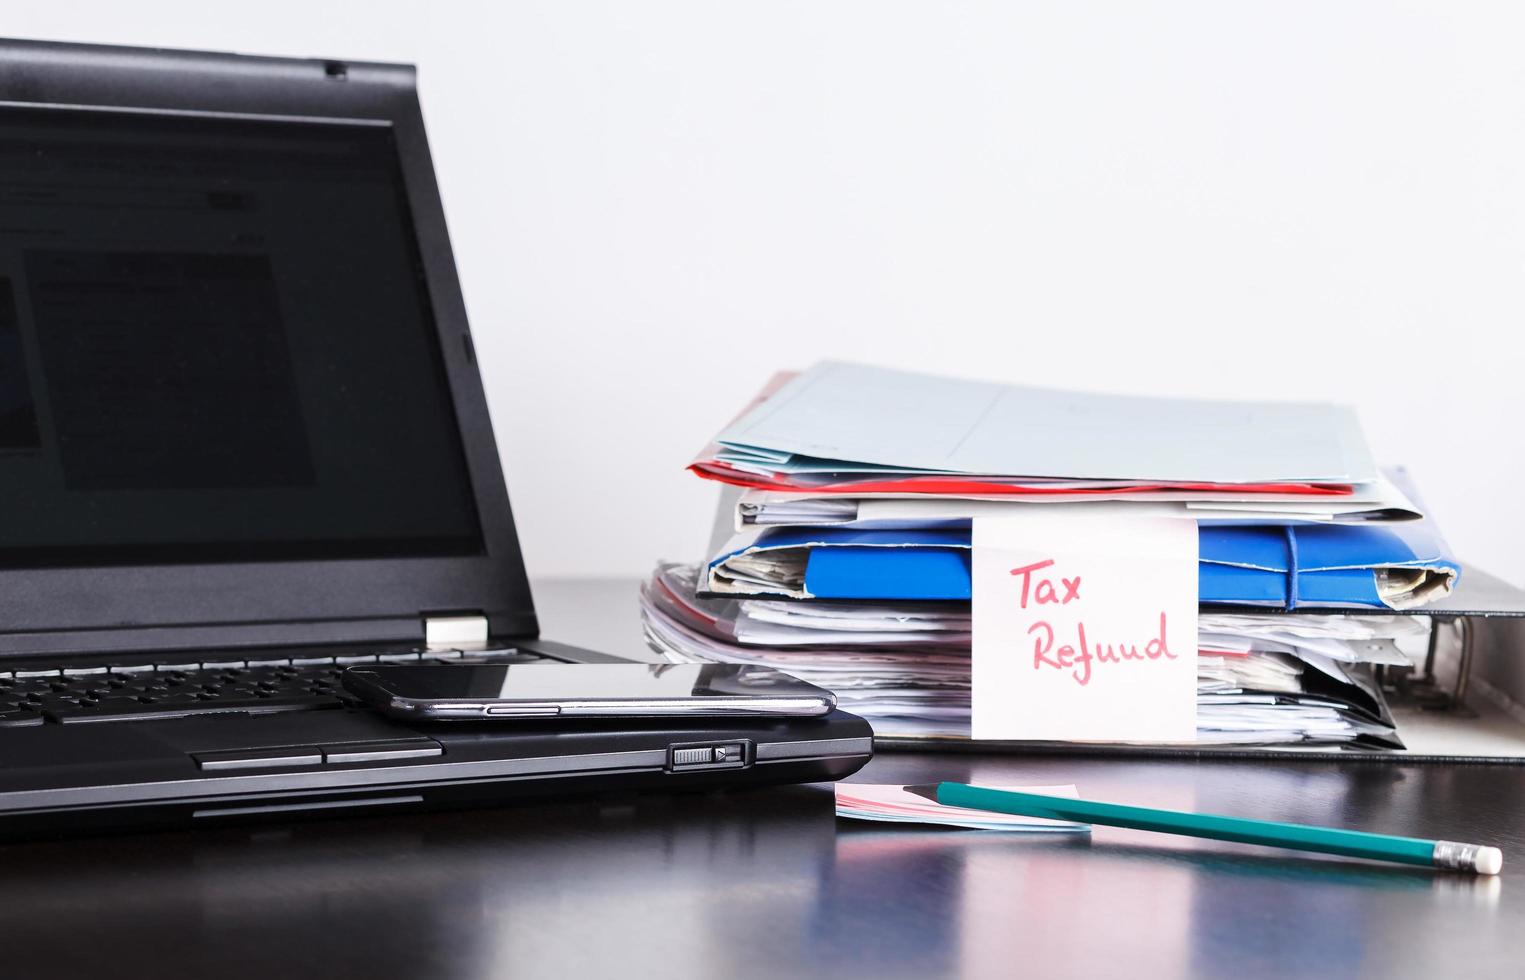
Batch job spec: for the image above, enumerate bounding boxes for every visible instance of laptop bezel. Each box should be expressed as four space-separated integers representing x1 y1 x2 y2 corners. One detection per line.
0 39 538 656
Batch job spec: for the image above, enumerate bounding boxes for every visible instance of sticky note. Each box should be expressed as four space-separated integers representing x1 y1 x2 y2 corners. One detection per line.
972 514 1198 742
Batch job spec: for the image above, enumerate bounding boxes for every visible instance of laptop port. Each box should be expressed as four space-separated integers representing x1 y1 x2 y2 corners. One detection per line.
667 741 749 772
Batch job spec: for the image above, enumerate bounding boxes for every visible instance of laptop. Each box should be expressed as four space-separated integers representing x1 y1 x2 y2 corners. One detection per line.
0 38 871 839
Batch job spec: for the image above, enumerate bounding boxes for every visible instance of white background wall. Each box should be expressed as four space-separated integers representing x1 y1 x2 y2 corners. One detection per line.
7 2 1524 585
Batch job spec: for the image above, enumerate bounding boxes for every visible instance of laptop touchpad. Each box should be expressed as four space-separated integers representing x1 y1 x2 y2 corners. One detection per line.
160 710 432 757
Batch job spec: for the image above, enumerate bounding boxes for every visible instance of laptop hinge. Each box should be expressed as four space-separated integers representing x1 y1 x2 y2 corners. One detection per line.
423 613 490 651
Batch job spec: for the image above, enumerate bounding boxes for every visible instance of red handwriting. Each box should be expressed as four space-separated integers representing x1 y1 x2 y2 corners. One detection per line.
1028 612 1177 686
1009 559 1082 609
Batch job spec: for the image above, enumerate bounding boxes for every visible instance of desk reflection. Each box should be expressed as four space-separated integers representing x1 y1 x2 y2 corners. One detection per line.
0 788 840 978
0 755 1516 980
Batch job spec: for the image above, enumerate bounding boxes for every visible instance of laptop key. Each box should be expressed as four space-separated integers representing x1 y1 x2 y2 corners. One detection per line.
62 666 111 677
89 697 148 711
0 711 44 728
32 694 83 709
45 695 341 724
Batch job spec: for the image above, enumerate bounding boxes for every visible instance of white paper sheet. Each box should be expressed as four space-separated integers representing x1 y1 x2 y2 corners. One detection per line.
735 474 1423 529
971 515 1199 742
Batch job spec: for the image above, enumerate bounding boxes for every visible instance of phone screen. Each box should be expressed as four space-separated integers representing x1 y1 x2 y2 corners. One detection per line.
346 663 829 703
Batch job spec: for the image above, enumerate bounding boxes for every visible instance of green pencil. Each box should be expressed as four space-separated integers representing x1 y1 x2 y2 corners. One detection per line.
906 782 1503 875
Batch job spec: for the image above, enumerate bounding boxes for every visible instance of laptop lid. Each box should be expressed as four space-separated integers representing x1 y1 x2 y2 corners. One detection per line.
0 39 537 656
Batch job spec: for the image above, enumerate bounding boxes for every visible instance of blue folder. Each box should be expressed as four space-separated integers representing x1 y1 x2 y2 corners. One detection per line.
706 522 1459 609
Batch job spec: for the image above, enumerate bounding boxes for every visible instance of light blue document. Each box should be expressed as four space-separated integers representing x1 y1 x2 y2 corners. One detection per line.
717 361 1379 484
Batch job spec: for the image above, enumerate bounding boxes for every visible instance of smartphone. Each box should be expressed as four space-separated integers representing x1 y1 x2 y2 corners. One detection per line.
341 662 838 721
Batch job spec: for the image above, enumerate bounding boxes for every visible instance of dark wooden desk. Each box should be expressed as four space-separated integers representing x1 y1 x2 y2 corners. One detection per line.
2 580 1520 979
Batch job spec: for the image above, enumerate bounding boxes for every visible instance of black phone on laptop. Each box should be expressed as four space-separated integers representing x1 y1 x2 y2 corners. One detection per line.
0 38 871 839
342 663 839 721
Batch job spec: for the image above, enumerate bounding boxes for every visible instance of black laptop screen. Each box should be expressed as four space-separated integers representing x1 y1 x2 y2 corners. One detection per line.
0 106 484 566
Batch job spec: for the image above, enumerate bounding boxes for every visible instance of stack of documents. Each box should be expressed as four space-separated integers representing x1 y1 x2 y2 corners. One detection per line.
646 360 1462 750
641 562 1422 746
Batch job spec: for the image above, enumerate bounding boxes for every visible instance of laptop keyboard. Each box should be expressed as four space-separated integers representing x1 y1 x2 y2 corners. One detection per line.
0 647 547 727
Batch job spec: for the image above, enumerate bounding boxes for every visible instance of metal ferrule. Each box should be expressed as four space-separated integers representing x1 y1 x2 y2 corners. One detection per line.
1432 840 1487 872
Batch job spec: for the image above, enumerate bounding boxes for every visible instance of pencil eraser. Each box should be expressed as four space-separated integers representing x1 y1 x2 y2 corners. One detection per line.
1476 847 1503 876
